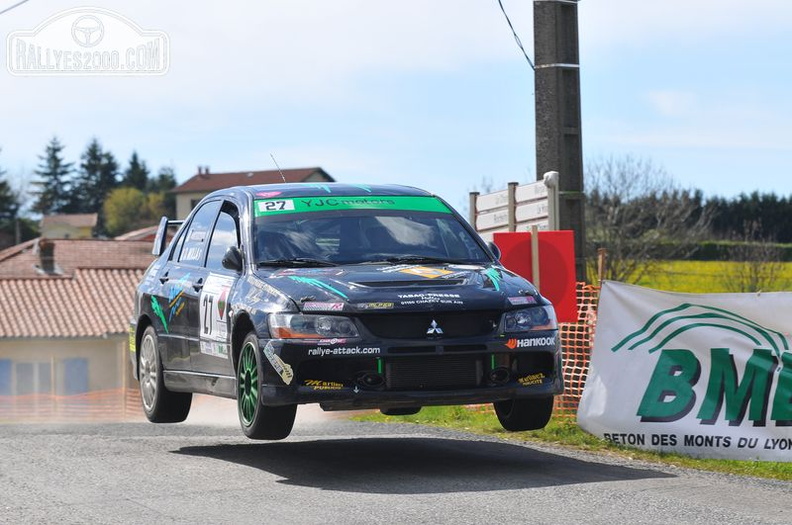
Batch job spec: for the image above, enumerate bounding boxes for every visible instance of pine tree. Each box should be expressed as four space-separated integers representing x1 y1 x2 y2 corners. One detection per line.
31 137 73 215
70 138 119 214
0 149 20 221
121 151 150 190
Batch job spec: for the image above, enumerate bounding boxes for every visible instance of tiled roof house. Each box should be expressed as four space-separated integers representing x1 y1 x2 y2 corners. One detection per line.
0 238 154 400
172 166 334 218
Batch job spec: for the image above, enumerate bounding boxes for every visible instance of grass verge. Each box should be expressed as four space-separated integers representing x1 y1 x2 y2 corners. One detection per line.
353 406 792 481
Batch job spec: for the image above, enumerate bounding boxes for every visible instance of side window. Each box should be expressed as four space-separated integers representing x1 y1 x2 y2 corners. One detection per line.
168 225 187 262
178 200 222 265
206 206 240 271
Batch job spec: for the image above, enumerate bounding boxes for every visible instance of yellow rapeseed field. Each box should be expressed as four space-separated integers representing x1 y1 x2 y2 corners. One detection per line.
635 260 792 293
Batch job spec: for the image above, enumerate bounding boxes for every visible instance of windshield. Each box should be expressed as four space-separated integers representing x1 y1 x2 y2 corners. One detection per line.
252 196 491 266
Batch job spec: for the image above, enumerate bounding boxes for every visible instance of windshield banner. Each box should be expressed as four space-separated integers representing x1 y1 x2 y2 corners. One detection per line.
578 281 792 461
254 196 451 217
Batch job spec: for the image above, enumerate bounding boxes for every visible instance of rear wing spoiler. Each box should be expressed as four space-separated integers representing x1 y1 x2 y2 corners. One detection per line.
152 216 185 256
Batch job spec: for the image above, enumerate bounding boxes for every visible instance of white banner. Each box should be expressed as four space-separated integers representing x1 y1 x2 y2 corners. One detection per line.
578 281 792 461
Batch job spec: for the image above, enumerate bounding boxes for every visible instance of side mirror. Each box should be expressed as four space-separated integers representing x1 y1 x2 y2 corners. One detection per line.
487 241 501 261
222 246 243 272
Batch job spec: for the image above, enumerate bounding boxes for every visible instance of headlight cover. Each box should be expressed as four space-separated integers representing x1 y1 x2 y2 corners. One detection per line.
269 313 360 339
503 305 557 332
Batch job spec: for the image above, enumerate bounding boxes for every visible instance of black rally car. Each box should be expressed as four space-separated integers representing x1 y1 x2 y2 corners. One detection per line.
130 183 563 439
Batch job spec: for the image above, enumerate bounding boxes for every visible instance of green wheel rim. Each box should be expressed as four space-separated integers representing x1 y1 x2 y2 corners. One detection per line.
238 342 259 427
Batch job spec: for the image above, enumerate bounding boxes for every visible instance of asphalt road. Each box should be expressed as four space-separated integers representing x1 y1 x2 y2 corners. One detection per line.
0 399 790 525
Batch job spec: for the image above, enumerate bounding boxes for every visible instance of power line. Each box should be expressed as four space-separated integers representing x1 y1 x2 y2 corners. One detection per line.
0 0 32 17
496 0 534 70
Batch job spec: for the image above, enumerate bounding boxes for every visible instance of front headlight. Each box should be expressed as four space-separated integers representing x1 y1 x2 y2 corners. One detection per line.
269 313 360 339
503 305 557 332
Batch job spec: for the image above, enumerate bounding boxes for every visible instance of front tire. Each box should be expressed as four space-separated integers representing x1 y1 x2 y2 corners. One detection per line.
138 325 192 423
494 396 554 431
237 333 296 440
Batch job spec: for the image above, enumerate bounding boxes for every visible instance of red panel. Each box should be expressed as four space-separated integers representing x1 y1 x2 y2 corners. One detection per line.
493 231 578 323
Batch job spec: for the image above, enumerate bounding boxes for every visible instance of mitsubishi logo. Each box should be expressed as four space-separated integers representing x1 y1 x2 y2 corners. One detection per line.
426 320 444 336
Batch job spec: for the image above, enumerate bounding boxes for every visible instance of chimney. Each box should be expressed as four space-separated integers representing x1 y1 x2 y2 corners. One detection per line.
205 165 210 174
39 239 56 274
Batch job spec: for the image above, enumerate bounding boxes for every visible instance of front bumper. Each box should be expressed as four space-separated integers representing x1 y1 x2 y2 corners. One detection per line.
256 330 564 409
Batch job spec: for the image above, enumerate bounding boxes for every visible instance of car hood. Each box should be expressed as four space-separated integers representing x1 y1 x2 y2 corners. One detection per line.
255 263 542 313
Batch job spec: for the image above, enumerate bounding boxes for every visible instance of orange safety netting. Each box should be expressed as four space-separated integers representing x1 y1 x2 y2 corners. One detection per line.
556 282 600 415
0 389 144 423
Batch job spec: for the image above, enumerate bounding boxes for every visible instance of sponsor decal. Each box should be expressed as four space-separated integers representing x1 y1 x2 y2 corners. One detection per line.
307 346 381 357
188 229 206 242
167 273 191 324
577 281 792 461
449 264 483 271
508 296 537 306
288 276 349 299
303 379 344 391
318 338 348 345
128 327 136 353
273 268 344 277
518 372 546 386
253 196 452 217
482 267 503 291
357 302 395 310
399 266 453 279
302 301 345 312
505 336 556 349
200 341 229 358
256 191 282 198
397 292 463 306
180 246 202 261
150 296 168 333
264 340 294 385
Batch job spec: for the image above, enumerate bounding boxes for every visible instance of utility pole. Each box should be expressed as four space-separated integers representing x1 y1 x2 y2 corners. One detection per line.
534 0 586 280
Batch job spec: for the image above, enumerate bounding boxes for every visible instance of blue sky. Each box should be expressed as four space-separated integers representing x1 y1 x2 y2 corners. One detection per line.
1 0 790 215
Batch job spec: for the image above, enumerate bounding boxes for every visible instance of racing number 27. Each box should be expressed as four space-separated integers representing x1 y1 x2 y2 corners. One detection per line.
202 294 213 335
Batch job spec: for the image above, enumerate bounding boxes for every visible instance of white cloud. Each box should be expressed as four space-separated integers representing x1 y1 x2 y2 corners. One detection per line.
645 90 697 117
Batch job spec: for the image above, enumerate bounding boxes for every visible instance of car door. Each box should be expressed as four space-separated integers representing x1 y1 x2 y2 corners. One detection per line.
192 201 242 376
165 199 222 372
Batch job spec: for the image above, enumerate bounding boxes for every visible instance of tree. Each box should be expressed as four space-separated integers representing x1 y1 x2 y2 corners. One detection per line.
720 220 788 293
0 149 20 221
585 155 711 284
122 151 150 190
70 138 119 214
103 187 148 236
103 186 172 236
148 166 177 217
31 137 73 215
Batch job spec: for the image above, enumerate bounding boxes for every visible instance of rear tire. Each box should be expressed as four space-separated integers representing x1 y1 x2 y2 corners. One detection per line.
237 333 296 440
494 396 554 431
138 325 192 423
